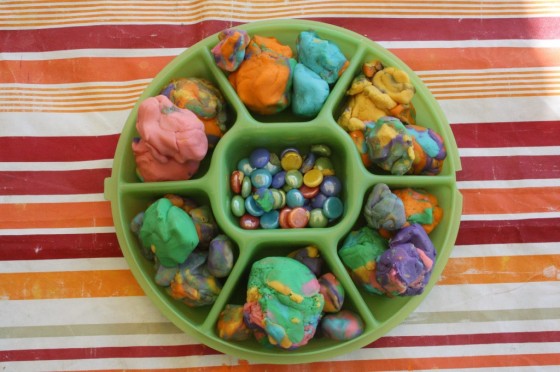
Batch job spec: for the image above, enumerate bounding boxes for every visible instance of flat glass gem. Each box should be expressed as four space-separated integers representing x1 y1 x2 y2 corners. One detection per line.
309 208 329 227
311 144 332 157
253 187 274 212
303 168 324 188
239 214 260 230
278 207 292 228
237 157 255 175
270 188 286 209
245 195 264 217
323 196 344 219
286 188 305 208
264 153 282 175
314 157 335 176
300 152 316 173
260 210 280 229
285 169 303 189
311 192 328 208
299 184 320 199
271 171 286 189
250 169 272 188
249 147 270 168
281 151 303 171
230 195 246 217
287 207 310 228
230 170 244 194
320 175 342 196
241 176 252 198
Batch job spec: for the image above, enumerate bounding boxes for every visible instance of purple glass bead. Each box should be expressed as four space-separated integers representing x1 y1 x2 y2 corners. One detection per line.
249 148 271 168
311 193 328 209
271 170 286 189
320 175 342 196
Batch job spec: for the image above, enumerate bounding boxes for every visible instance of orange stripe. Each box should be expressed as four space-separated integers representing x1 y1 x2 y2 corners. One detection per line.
440 255 560 285
1 254 556 301
0 105 134 113
395 47 560 71
3 48 559 85
0 201 113 229
462 187 560 215
0 57 171 84
93 353 560 371
0 270 143 300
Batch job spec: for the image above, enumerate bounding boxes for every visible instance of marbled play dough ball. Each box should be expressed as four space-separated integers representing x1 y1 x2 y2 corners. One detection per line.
364 116 415 175
287 245 324 277
406 124 447 175
217 304 251 341
363 183 406 231
212 28 250 72
207 234 235 278
377 224 436 296
243 257 324 349
318 273 345 313
320 310 364 341
167 251 222 307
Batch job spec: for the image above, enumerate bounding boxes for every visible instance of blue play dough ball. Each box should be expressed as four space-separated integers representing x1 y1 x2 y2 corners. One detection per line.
296 30 348 84
292 63 330 117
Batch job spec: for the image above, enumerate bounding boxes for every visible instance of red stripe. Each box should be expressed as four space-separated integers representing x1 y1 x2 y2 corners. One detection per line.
0 168 110 195
456 218 560 245
0 135 119 162
458 156 560 181
2 331 558 361
1 18 559 52
451 121 560 148
0 233 121 261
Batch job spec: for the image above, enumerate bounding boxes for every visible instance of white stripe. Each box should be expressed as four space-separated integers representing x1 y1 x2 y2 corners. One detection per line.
461 212 560 221
452 242 560 258
418 66 560 77
0 193 106 204
0 333 195 352
0 296 168 327
0 110 129 137
393 319 560 338
0 159 113 171
0 257 129 273
3 40 560 62
439 96 560 124
457 179 560 189
0 227 116 235
418 282 560 313
459 146 560 157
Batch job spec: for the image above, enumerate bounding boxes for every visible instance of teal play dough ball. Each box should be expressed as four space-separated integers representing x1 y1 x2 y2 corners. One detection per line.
292 63 330 117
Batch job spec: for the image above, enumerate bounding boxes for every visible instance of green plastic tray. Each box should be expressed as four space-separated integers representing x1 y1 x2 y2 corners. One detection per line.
104 19 462 364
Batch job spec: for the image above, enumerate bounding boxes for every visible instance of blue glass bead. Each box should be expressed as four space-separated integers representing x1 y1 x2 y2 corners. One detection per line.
249 148 270 168
230 195 246 217
245 195 264 217
286 188 305 208
300 152 316 173
308 208 328 227
310 192 328 209
260 210 280 229
253 187 274 212
320 175 342 196
237 157 255 175
323 196 343 219
250 169 272 189
241 176 252 198
271 171 286 189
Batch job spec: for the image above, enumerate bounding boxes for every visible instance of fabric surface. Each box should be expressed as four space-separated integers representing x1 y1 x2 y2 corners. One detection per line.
1 1 560 370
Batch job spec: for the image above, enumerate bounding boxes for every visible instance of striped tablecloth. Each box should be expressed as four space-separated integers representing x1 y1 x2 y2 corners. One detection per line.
1 1 560 371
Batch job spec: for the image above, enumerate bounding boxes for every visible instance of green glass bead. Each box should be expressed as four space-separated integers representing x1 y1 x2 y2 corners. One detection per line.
308 208 329 228
230 195 246 217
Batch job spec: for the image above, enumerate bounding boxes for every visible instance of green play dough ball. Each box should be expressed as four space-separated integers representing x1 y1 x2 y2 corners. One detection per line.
140 198 199 267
